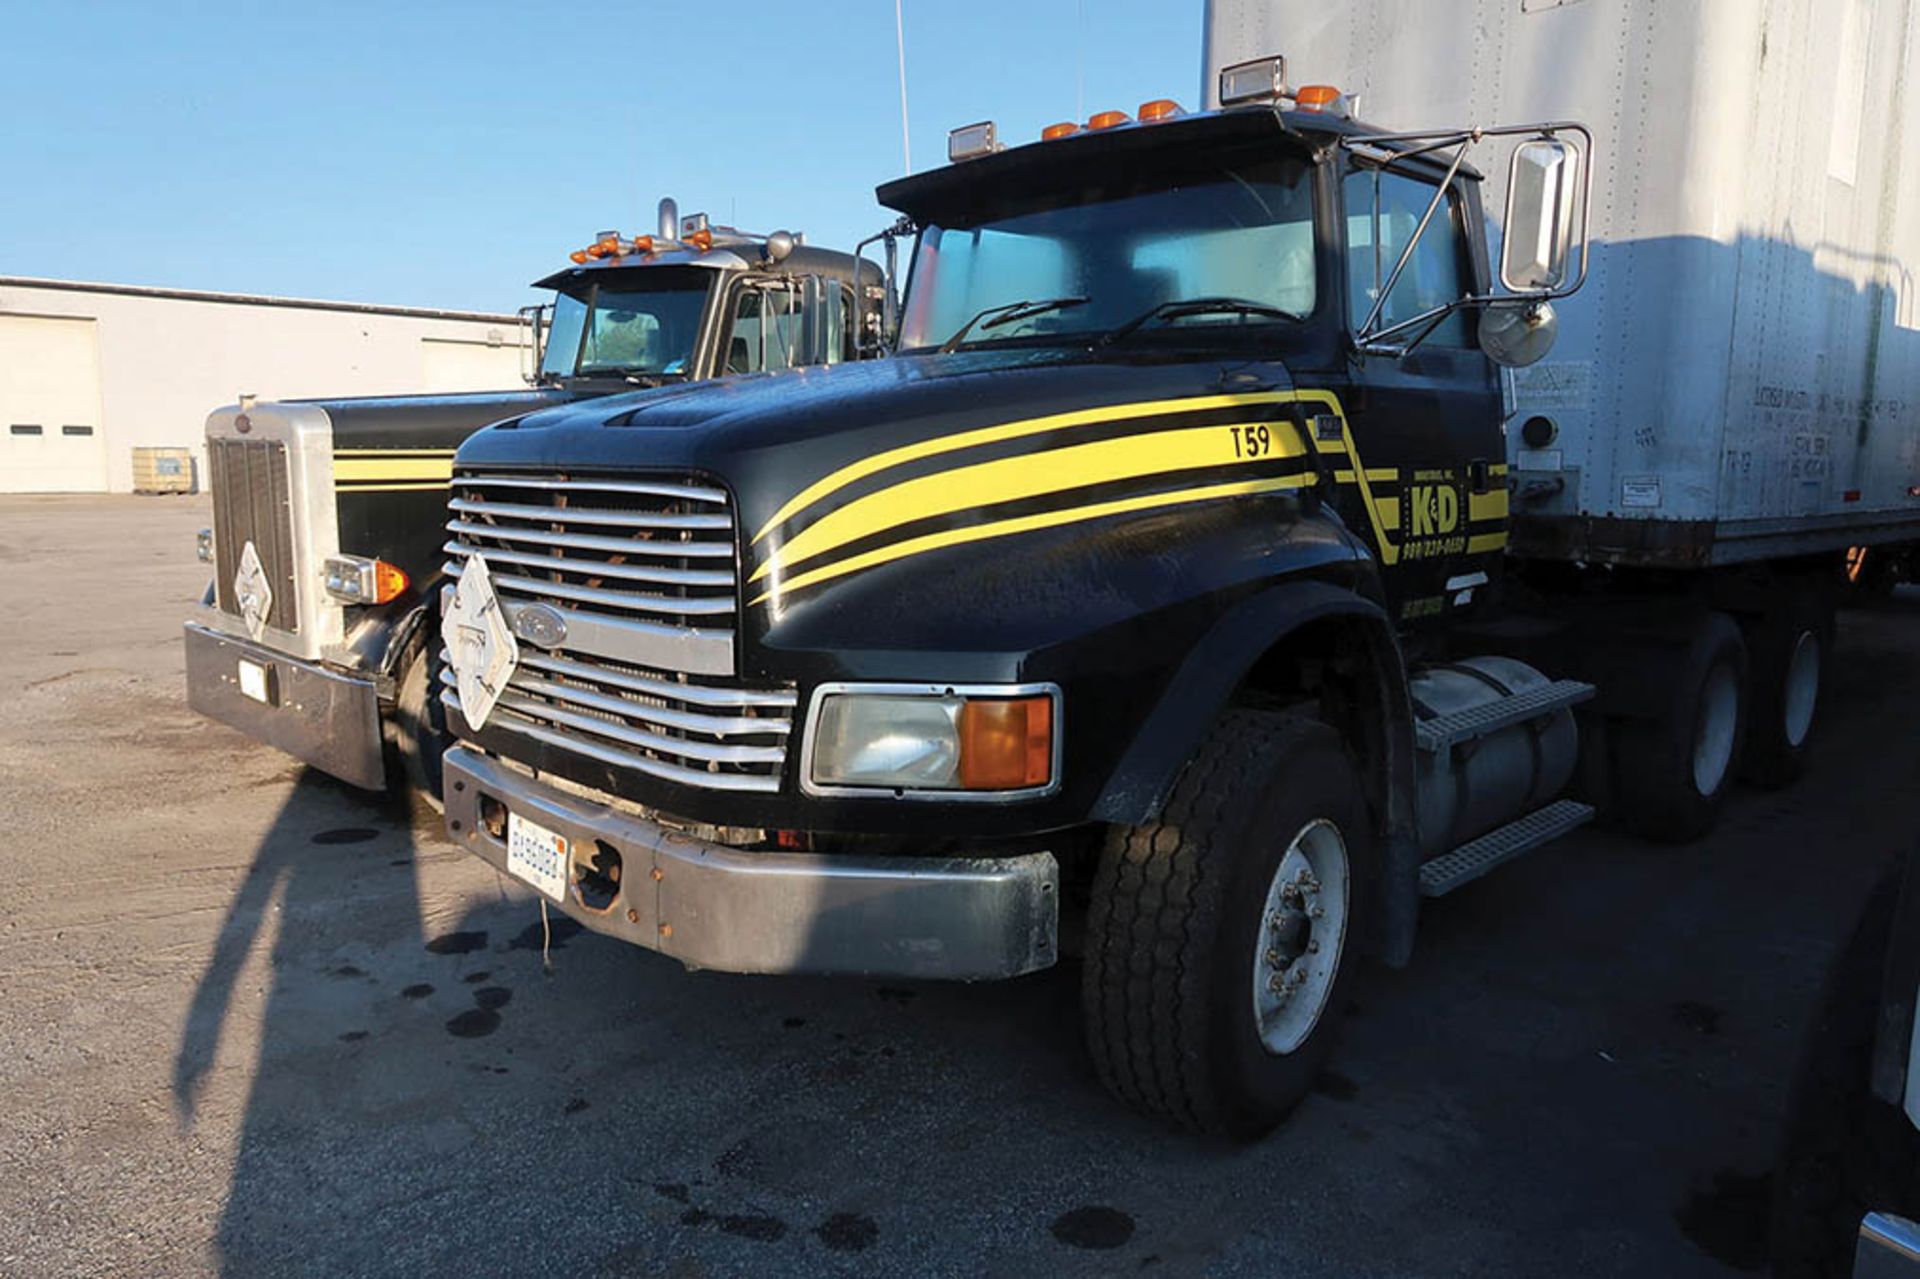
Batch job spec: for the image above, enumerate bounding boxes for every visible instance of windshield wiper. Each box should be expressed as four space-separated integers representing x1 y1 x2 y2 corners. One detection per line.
938 296 1089 354
1099 297 1303 348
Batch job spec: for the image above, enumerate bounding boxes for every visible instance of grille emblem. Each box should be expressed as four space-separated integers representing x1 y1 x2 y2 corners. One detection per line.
233 540 273 641
442 556 517 729
509 602 568 649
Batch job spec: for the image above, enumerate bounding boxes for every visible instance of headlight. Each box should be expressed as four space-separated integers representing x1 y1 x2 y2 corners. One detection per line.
195 528 214 563
805 684 1058 797
323 555 410 605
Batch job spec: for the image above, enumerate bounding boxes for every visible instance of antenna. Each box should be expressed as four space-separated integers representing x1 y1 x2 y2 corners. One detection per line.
895 0 912 171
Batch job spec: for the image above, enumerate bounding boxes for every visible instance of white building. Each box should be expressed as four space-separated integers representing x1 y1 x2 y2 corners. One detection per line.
0 277 530 494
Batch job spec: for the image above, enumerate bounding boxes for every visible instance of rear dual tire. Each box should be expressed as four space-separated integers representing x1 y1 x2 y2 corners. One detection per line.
1082 710 1370 1138
1612 612 1748 843
1741 593 1832 790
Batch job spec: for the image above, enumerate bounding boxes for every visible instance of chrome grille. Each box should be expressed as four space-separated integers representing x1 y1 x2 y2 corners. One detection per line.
443 472 795 793
208 437 298 633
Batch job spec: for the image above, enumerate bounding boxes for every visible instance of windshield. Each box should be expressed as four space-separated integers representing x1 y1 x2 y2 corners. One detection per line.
539 269 713 378
896 152 1318 352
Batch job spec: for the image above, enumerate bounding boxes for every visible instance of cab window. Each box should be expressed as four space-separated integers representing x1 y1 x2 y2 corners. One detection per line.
1345 167 1473 347
726 286 805 373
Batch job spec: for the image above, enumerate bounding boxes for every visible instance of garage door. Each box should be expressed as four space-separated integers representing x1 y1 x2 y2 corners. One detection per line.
419 335 524 393
0 315 107 492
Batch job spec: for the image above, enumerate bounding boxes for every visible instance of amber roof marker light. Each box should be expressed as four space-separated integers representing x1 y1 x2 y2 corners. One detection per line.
1086 109 1131 131
1137 98 1184 122
1040 121 1080 141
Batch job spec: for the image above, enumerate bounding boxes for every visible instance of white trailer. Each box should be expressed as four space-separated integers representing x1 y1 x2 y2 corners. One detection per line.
1207 0 1920 570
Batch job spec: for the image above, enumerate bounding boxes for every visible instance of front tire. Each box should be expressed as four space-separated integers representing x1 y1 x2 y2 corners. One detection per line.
1081 710 1371 1137
393 643 445 812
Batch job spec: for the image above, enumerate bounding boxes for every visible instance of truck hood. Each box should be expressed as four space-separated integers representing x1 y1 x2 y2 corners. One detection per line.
456 351 1306 589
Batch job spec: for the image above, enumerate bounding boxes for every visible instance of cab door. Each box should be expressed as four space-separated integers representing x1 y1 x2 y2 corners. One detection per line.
1333 161 1506 628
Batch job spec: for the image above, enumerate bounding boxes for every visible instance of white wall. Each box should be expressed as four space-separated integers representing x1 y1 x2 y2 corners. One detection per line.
0 281 529 493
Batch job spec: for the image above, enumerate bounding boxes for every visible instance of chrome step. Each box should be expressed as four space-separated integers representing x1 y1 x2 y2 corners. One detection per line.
1413 679 1595 754
1417 799 1596 897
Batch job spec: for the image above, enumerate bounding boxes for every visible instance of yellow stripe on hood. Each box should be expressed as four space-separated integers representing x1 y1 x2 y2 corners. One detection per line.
750 420 1307 584
750 390 1297 543
753 472 1318 604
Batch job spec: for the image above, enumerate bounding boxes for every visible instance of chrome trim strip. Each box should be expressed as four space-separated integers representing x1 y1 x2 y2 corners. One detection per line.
445 519 734 559
482 569 736 617
442 691 782 793
511 649 795 709
490 689 786 764
455 473 728 504
798 681 1065 803
448 495 730 531
440 665 790 739
443 541 733 588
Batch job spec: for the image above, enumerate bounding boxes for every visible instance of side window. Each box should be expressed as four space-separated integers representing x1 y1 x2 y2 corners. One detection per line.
1345 168 1473 347
726 287 804 374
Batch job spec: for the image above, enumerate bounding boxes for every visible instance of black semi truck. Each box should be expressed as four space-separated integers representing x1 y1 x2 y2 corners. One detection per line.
434 56 1891 1135
184 201 880 801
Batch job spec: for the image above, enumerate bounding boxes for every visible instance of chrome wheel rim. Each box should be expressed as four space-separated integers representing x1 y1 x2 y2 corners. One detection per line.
1692 662 1740 796
1251 817 1350 1056
1782 630 1820 748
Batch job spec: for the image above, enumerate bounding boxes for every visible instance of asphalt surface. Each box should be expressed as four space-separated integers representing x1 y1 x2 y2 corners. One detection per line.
2 493 1915 1277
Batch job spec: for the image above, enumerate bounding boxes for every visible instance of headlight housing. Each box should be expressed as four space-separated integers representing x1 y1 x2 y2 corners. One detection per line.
323 554 410 605
803 683 1060 798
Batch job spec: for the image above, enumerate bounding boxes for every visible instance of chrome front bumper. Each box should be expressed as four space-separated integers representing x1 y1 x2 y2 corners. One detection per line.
183 621 386 790
442 747 1060 980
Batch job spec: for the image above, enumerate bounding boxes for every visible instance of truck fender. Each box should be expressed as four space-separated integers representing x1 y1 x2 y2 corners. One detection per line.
1088 580 1422 964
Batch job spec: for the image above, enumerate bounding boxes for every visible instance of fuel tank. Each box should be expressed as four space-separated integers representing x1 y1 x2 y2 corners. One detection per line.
1410 655 1579 856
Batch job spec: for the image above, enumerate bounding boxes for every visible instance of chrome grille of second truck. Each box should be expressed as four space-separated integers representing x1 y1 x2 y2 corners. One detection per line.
208 437 299 633
442 472 794 793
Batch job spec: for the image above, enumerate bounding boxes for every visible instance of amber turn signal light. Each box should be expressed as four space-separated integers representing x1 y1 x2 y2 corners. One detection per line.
958 696 1054 790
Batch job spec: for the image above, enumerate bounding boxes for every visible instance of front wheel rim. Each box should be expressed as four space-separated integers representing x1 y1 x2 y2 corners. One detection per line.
1692 661 1740 796
1251 817 1351 1056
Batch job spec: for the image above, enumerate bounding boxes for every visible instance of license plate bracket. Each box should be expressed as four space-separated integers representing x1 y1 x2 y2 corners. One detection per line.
237 658 276 705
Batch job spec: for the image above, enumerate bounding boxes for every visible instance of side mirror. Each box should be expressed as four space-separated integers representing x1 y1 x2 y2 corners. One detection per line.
517 302 551 385
1502 137 1581 292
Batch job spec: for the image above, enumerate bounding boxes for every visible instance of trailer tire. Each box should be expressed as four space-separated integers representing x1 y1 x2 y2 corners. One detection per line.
1082 709 1370 1138
1741 593 1832 790
1612 612 1747 843
1770 870 1916 1279
393 644 445 812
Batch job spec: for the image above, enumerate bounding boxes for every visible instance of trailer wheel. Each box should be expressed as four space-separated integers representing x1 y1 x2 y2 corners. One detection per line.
1612 612 1748 843
1741 593 1833 790
1081 710 1370 1137
393 644 445 812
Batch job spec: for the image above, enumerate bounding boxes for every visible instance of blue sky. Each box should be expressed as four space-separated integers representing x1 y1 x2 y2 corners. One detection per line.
1 1 1201 315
